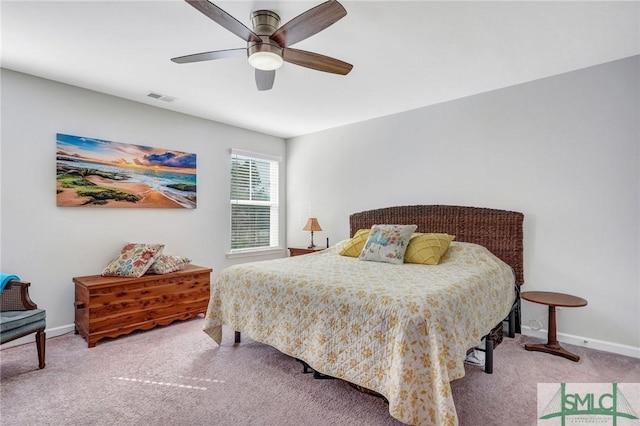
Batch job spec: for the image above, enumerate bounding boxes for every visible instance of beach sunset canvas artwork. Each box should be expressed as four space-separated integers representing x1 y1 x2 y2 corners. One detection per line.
56 133 196 208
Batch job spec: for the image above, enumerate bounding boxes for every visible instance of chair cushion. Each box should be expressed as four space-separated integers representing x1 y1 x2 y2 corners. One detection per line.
1 309 46 333
0 318 45 344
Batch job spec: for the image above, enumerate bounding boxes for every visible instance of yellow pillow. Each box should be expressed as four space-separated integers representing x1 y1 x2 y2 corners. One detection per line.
404 233 455 265
339 229 370 257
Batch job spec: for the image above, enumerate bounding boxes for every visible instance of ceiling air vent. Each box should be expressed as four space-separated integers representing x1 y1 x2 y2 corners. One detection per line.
147 92 177 103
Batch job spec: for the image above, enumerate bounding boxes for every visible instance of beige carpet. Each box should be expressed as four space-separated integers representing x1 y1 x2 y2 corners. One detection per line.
1 317 638 425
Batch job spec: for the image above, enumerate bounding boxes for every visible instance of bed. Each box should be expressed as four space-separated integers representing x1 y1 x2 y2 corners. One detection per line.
204 205 524 426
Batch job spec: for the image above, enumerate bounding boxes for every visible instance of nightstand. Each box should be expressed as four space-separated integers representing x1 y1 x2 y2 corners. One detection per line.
521 291 587 362
288 247 325 257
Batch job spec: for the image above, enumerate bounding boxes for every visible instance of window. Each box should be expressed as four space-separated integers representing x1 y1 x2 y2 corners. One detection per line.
229 150 280 253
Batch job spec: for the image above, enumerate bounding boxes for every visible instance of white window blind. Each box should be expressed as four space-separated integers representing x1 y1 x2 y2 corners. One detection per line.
230 150 280 252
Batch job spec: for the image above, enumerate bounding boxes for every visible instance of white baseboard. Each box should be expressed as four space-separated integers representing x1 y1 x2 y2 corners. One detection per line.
0 323 76 350
3 323 639 360
520 325 640 359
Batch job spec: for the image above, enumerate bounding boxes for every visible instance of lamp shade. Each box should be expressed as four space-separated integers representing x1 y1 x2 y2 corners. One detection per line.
303 218 322 232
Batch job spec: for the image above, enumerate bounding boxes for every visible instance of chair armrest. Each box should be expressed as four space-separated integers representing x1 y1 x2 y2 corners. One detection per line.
1 280 38 311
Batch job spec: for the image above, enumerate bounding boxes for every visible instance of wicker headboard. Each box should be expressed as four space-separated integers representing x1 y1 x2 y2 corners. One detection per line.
350 205 524 285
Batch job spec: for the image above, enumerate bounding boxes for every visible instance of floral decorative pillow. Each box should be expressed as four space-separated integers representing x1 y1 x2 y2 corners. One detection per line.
147 255 191 274
404 233 455 265
359 224 417 264
101 243 165 277
338 229 370 257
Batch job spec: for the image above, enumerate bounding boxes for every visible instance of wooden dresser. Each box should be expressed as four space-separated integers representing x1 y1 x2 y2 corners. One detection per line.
73 264 212 348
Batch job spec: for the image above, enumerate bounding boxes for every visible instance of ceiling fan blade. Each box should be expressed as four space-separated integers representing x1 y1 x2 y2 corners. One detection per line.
255 69 275 91
185 0 261 43
270 0 346 47
171 48 246 64
283 48 352 75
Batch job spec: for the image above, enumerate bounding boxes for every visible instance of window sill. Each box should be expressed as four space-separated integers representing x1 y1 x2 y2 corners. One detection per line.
226 247 286 259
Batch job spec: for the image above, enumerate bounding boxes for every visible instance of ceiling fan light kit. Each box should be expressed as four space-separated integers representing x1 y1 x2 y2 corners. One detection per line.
173 0 353 90
247 50 283 71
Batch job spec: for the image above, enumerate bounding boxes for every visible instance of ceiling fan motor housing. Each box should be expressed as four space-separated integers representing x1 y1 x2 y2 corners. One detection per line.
250 10 280 36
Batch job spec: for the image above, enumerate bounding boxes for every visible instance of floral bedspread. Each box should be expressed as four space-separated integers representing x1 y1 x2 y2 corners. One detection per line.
203 242 515 426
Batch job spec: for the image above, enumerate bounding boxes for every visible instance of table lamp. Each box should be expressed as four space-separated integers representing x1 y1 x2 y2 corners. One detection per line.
303 218 322 249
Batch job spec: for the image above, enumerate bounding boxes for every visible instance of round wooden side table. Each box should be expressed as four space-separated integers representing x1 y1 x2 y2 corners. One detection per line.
521 291 587 362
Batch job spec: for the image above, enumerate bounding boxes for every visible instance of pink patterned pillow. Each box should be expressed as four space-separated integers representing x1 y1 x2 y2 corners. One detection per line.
147 255 191 274
101 243 164 277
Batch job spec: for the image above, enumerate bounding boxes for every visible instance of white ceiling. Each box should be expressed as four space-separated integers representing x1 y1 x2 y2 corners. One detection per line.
2 1 639 139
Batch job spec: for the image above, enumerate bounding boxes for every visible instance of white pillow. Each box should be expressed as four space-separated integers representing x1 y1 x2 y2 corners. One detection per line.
359 224 417 265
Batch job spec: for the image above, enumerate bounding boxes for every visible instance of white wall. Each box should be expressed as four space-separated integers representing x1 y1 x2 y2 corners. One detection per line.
286 56 639 356
0 69 286 339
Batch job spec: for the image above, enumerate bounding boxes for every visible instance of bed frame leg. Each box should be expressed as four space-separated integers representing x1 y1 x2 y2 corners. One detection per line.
478 291 519 375
508 306 516 338
504 285 521 338
515 297 522 334
234 331 241 344
296 359 313 374
295 358 335 379
484 336 494 374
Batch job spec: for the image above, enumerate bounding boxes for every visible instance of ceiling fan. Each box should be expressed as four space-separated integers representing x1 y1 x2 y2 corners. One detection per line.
171 0 353 91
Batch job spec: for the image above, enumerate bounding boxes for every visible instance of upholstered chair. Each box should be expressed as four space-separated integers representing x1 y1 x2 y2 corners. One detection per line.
0 280 46 368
